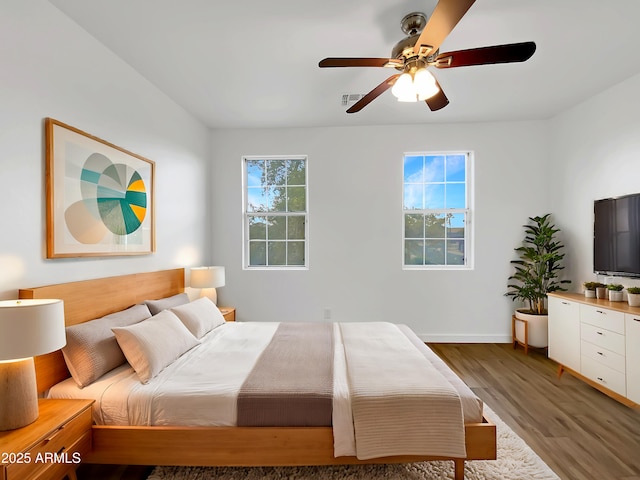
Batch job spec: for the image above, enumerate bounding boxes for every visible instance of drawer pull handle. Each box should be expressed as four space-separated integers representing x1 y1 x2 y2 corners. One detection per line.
596 310 605 314
596 331 604 335
634 318 640 322
597 377 604 382
43 425 65 444
597 351 604 356
561 301 570 305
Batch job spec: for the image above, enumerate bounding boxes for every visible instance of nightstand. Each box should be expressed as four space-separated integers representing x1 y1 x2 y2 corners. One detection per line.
219 307 236 322
0 399 93 480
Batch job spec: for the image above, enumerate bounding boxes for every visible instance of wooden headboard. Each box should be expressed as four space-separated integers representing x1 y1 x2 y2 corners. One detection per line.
19 268 185 393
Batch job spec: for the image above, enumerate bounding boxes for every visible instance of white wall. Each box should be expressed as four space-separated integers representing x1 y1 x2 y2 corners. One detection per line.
549 72 640 292
0 1 212 299
211 121 551 341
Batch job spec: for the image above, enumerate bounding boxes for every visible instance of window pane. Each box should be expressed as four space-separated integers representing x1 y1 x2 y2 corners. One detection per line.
447 239 465 265
287 186 306 212
446 155 466 182
403 184 423 209
424 156 445 182
447 213 465 238
288 241 305 265
268 216 286 240
246 160 264 187
247 187 267 212
424 184 445 209
266 159 287 185
405 214 424 238
404 155 424 183
405 240 424 265
249 241 266 266
425 214 445 238
269 187 286 212
425 240 445 265
249 216 266 240
446 183 466 209
288 215 305 240
268 241 286 265
287 159 306 185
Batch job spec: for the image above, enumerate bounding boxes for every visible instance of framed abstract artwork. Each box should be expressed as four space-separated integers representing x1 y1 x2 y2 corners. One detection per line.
45 118 155 258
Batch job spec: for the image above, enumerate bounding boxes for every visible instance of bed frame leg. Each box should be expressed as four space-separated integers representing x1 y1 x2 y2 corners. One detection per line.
454 458 465 480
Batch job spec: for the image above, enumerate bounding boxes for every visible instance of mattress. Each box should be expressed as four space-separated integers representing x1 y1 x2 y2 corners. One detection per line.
48 321 482 457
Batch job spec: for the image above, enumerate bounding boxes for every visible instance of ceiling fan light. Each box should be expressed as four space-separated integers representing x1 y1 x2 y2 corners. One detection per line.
391 73 417 102
414 68 439 100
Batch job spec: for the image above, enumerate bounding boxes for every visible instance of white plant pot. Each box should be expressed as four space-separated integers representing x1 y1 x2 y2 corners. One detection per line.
609 290 623 302
584 289 596 298
514 309 548 348
628 293 640 307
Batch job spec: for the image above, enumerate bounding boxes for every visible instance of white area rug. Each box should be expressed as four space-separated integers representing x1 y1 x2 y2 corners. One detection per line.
147 405 559 480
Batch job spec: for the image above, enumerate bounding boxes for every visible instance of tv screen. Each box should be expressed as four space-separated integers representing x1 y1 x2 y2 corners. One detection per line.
594 193 640 277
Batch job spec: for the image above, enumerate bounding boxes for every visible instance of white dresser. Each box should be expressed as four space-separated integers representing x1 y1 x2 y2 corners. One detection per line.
548 292 640 407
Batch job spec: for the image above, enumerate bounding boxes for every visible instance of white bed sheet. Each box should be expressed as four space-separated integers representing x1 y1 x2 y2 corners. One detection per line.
48 321 481 458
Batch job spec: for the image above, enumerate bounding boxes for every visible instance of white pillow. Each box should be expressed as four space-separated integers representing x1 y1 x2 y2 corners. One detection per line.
170 297 226 339
112 310 199 383
144 292 190 315
62 304 152 387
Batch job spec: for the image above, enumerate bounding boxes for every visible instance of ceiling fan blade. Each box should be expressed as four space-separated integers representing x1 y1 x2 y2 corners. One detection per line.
425 78 449 111
412 0 476 56
319 58 397 68
346 74 400 113
434 42 536 68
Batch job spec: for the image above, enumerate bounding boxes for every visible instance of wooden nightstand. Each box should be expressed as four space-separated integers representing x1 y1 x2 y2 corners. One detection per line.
219 307 236 322
0 399 93 480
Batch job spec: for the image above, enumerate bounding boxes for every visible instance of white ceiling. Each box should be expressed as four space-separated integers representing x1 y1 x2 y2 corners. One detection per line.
49 0 640 129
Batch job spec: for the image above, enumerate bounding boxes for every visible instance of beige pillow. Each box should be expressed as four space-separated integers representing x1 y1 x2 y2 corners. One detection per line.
170 297 226 339
112 310 199 383
144 292 190 315
62 304 152 387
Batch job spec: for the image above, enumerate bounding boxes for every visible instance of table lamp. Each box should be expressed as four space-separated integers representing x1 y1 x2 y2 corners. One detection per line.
0 299 66 431
190 266 225 305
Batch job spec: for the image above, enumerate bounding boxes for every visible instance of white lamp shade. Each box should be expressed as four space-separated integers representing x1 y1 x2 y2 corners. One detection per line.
391 72 417 102
414 68 439 101
0 299 66 361
190 266 225 288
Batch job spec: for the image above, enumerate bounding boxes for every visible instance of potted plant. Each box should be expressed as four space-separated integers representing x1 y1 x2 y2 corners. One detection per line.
627 287 640 307
505 214 571 348
583 282 597 298
607 283 624 301
594 282 607 299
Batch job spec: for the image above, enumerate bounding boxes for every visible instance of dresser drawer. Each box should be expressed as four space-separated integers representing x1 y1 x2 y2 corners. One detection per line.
4 409 91 480
581 322 625 354
580 304 625 334
581 340 626 373
581 355 626 396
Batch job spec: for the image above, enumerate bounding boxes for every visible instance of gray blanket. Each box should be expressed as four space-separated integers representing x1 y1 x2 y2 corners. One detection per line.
236 322 334 427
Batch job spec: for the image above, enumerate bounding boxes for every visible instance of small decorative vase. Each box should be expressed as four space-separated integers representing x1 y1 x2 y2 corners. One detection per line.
596 287 608 299
609 290 623 302
628 293 640 307
584 289 596 298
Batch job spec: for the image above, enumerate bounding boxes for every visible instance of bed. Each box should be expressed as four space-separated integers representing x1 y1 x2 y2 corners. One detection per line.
19 268 496 480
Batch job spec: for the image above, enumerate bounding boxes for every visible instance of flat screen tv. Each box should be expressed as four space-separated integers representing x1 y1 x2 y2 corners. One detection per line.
594 193 640 277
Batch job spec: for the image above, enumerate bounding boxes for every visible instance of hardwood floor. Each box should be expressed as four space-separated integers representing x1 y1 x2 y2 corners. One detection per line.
430 343 640 480
77 343 640 480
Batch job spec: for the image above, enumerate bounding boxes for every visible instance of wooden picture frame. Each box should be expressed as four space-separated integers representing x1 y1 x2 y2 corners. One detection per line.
45 118 155 258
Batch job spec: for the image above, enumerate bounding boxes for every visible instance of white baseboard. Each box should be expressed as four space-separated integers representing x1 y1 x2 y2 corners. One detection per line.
417 334 512 343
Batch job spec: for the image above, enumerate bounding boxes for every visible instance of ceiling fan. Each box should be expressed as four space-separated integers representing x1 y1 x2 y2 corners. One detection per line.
319 0 536 113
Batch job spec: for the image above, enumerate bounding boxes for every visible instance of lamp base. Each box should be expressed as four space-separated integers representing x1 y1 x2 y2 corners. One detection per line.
0 357 38 431
199 287 218 305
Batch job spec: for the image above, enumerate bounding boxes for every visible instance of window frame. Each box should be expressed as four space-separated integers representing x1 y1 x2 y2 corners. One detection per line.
242 155 309 270
402 151 473 270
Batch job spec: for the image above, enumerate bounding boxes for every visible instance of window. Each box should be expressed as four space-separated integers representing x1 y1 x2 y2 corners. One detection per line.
403 152 472 269
243 156 308 269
